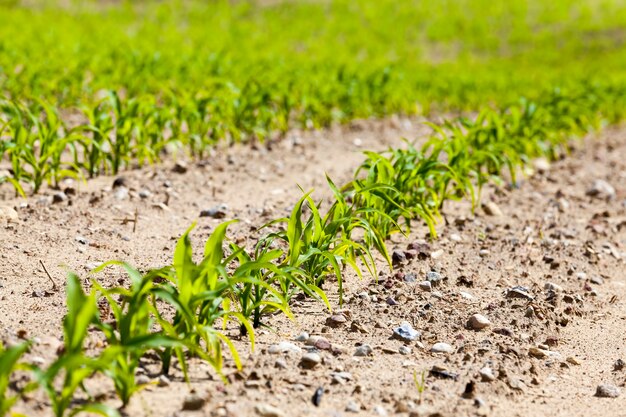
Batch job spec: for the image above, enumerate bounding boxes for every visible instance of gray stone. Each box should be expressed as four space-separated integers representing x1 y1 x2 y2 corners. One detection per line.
587 179 616 200
467 314 491 331
506 286 534 300
345 401 360 413
426 271 442 283
255 403 286 417
393 321 421 342
431 342 454 354
479 367 495 382
399 346 412 355
482 201 503 216
294 332 309 342
200 204 228 219
268 341 301 355
373 405 388 416
419 281 432 291
114 187 129 201
0 206 18 223
274 358 288 369
595 384 621 398
182 393 207 411
157 375 170 387
354 344 373 357
300 352 321 369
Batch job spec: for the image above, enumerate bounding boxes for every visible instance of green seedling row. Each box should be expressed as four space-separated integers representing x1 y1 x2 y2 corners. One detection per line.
3 0 626 193
2 0 626 414
1 81 623 415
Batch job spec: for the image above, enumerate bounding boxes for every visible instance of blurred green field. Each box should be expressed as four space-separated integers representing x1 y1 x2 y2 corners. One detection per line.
1 0 626 192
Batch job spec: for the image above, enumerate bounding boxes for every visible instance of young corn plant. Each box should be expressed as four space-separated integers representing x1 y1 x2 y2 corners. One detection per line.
0 341 35 417
258 190 380 303
32 274 120 417
92 262 182 408
150 222 254 379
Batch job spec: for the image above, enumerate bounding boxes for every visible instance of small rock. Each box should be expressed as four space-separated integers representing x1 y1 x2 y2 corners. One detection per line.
172 161 188 174
300 352 321 369
314 338 332 351
544 282 563 292
0 206 18 223
354 344 373 357
157 375 170 387
373 405 388 416
460 291 475 301
419 281 432 292
393 321 421 342
392 250 407 265
482 201 503 216
268 341 302 355
386 297 398 306
75 236 89 245
614 359 625 371
311 387 324 406
467 314 491 331
331 371 353 384
479 249 490 257
528 347 548 359
426 271 442 283
507 377 526 392
431 342 454 354
255 403 286 417
506 286 534 301
450 233 462 242
112 177 127 188
590 276 604 285
295 332 309 342
533 158 551 173
114 187 129 201
326 314 347 328
345 401 360 413
403 272 417 283
138 189 152 199
136 374 151 385
595 384 621 398
587 179 616 200
399 346 411 355
274 358 288 369
182 393 207 411
200 204 228 219
430 249 444 259
479 367 495 382
566 356 581 365
52 192 68 204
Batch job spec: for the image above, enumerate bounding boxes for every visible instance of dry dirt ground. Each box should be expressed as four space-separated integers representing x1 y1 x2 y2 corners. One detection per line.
1 117 625 417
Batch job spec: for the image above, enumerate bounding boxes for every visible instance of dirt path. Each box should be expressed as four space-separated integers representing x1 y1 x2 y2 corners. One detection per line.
1 119 625 417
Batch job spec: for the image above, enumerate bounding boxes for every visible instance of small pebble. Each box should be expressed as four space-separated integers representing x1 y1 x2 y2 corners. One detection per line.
431 342 454 354
595 384 621 398
354 344 373 357
392 321 421 342
419 281 432 291
399 346 411 355
482 201 503 216
255 404 286 417
345 401 360 413
300 352 321 369
426 271 442 283
467 314 491 331
479 367 495 382
182 393 207 411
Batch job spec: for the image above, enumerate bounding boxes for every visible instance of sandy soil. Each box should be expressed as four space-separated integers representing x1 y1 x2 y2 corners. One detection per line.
0 117 625 417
